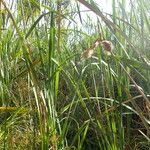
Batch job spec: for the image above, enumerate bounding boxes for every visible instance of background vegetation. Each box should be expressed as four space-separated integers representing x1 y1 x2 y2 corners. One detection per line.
0 0 150 149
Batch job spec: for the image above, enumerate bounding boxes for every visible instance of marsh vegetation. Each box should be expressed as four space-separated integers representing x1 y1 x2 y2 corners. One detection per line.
0 0 150 149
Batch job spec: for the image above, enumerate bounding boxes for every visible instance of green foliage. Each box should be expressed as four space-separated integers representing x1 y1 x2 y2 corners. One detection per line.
0 0 150 149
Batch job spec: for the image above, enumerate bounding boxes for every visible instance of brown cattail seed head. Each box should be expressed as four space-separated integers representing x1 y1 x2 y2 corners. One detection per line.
80 38 101 60
80 48 94 60
101 40 113 55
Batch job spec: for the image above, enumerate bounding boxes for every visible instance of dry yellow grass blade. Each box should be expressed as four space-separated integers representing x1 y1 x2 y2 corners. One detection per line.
0 107 18 111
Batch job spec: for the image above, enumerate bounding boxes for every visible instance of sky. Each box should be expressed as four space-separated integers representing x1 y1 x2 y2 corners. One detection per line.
74 0 113 29
94 0 112 13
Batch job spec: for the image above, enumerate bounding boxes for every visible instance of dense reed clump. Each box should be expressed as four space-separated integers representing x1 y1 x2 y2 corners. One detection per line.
0 0 150 149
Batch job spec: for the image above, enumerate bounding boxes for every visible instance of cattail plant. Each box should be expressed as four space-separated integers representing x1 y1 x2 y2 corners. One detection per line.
101 40 113 55
80 38 101 60
0 0 150 149
80 37 113 60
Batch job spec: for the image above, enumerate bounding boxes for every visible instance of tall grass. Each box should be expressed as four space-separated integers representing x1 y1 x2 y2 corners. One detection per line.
0 0 150 149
